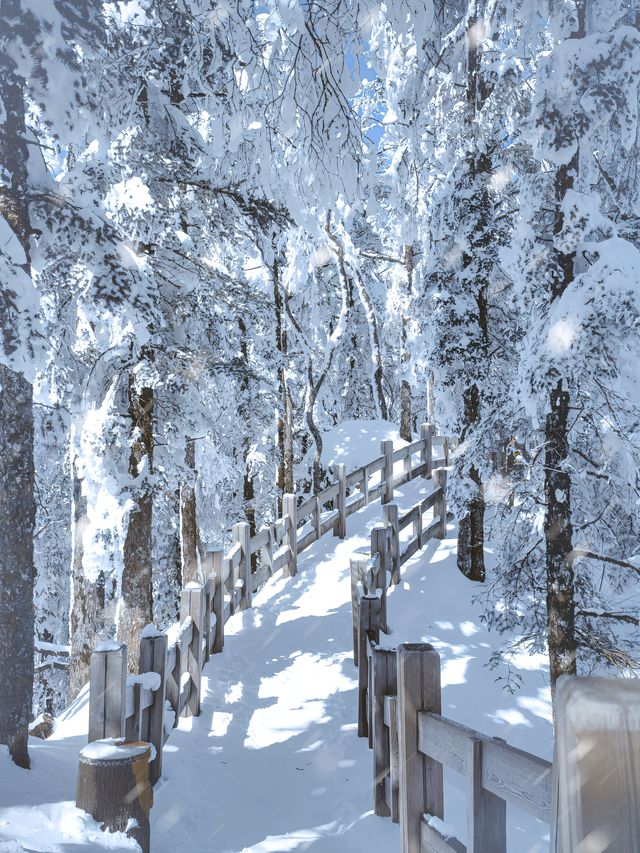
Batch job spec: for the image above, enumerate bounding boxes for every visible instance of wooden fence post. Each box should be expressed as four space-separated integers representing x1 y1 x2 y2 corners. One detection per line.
234 521 252 610
138 630 168 785
180 583 204 717
421 423 433 480
415 506 423 550
350 555 367 666
282 493 297 577
202 570 213 666
88 641 127 743
362 466 369 506
357 594 381 739
371 526 388 633
553 675 640 853
211 550 224 653
468 737 506 853
77 740 153 853
404 443 412 481
372 645 398 820
433 467 448 540
335 463 347 539
314 496 322 541
382 439 394 504
260 528 274 581
383 503 400 585
397 643 443 853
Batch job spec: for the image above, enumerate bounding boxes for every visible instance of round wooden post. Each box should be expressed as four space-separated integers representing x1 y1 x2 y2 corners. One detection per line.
76 739 153 852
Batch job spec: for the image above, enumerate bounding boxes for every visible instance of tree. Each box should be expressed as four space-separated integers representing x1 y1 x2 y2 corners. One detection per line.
0 0 37 767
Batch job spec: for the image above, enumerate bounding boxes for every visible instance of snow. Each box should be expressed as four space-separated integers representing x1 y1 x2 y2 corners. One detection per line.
80 739 150 762
95 640 123 653
127 672 161 692
0 423 552 852
140 623 163 639
0 746 138 851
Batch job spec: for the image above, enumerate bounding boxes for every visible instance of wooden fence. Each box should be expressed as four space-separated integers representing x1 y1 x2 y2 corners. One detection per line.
87 424 449 790
354 624 553 852
349 483 553 853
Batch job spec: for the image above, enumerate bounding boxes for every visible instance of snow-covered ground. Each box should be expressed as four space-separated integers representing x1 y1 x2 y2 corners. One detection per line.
0 422 552 852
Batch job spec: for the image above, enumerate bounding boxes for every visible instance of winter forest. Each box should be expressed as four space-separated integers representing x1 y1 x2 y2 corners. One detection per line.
1 0 639 850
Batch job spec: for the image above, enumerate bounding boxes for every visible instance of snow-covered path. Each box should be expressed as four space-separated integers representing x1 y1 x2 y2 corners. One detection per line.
0 425 553 852
152 495 398 852
150 474 552 853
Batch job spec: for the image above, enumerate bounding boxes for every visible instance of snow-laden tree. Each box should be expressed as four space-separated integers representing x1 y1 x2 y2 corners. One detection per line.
485 0 640 692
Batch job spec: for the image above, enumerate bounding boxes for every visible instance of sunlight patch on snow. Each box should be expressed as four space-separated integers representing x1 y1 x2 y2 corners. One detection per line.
296 740 323 753
435 621 454 631
105 176 153 214
209 711 233 737
245 652 356 749
547 318 576 353
430 543 457 564
490 708 532 727
225 682 243 704
275 552 350 625
506 645 548 671
243 822 339 851
517 688 553 724
440 655 471 688
459 621 480 637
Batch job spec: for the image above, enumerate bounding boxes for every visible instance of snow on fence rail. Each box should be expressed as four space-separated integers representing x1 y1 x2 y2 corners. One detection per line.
83 424 449 848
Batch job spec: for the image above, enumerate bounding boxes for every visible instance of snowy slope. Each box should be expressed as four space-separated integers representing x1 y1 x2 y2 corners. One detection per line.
0 422 552 852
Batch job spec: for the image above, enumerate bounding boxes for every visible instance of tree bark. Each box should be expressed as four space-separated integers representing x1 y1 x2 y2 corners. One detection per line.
180 438 201 585
0 367 35 767
545 383 576 687
118 381 154 672
0 0 36 767
238 317 257 569
399 245 414 442
544 2 586 694
457 3 489 583
273 256 294 508
68 461 113 700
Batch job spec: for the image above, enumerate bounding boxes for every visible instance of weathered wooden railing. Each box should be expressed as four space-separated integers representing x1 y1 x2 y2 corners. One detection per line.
84 422 448 847
347 467 554 853
349 447 449 675
88 575 219 784
353 630 553 853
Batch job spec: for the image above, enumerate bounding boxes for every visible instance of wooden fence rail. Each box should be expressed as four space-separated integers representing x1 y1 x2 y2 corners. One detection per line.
352 624 554 853
86 423 448 810
349 449 450 671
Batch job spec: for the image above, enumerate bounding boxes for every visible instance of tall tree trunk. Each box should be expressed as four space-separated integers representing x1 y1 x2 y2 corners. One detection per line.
0 368 35 767
118 381 153 672
0 0 35 767
238 317 257 570
273 256 294 509
180 438 201 585
68 460 113 700
399 245 414 442
545 382 576 688
457 3 489 583
544 2 586 694
306 354 335 493
353 270 388 421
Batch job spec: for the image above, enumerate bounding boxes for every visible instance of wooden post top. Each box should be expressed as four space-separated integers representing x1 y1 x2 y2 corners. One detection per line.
80 738 152 765
397 642 439 655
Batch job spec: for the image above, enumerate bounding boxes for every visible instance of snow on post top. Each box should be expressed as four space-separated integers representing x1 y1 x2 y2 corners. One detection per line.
140 623 164 639
95 640 123 653
80 738 151 763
